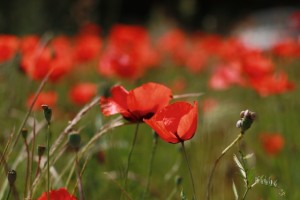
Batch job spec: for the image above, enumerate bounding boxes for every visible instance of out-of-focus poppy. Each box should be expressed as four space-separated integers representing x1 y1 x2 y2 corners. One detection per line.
37 188 77 200
260 133 284 156
27 91 57 110
98 24 158 80
249 71 295 96
70 83 97 105
144 101 198 144
20 36 74 82
0 35 19 63
100 82 172 122
209 62 244 90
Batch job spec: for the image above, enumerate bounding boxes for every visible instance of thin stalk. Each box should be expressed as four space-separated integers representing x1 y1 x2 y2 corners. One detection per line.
124 123 140 190
104 172 133 200
46 124 51 200
206 133 243 200
242 180 258 200
23 138 30 198
28 116 36 199
75 153 84 200
11 69 52 151
142 133 158 199
181 142 197 200
5 187 11 200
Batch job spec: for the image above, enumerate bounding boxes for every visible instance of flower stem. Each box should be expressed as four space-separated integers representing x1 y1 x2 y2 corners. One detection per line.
124 123 140 191
206 133 243 200
46 124 51 200
181 142 197 200
23 139 30 198
142 132 158 199
75 153 84 200
5 187 11 200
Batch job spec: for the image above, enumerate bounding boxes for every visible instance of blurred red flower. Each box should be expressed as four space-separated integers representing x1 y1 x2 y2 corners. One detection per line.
157 29 189 65
37 188 77 200
144 101 198 144
0 35 19 63
260 133 284 156
249 71 295 96
70 83 97 105
20 36 74 82
100 82 172 122
241 50 274 78
27 91 57 110
73 34 102 63
209 62 244 90
271 38 300 58
98 24 158 80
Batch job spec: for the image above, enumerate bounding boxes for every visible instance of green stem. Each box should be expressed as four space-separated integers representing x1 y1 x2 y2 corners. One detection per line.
46 124 51 200
28 117 36 199
181 142 197 200
23 140 30 198
206 133 243 200
142 132 158 199
124 123 140 191
5 187 11 200
75 153 84 200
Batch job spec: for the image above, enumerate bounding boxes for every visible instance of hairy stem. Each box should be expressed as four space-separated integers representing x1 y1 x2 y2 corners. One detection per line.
181 142 197 200
206 133 243 200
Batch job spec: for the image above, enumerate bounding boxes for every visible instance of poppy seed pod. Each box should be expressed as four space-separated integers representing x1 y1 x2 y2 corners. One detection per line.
37 145 46 157
7 170 17 186
68 133 81 151
237 109 256 134
41 104 52 124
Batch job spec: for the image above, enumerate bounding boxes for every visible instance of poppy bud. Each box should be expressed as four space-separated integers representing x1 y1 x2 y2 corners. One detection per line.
38 145 46 157
21 128 28 139
68 133 81 151
42 104 52 124
7 170 17 186
237 109 256 134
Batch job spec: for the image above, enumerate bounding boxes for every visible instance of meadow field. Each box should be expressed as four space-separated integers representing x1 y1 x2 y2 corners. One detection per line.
0 23 299 199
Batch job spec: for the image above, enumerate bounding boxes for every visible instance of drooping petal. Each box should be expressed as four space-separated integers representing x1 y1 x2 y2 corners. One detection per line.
127 82 172 119
144 118 179 143
177 101 198 141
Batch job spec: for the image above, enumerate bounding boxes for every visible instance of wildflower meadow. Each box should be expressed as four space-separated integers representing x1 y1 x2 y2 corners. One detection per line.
0 20 299 200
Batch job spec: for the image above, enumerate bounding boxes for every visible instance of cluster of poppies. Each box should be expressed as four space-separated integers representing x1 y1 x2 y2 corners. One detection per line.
0 24 297 104
101 82 198 144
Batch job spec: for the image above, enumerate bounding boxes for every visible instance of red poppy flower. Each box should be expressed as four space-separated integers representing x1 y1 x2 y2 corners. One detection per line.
70 83 97 105
37 188 77 200
27 91 57 110
249 71 295 96
260 133 284 156
100 82 172 122
20 36 74 82
157 29 189 65
144 101 198 143
241 50 274 78
209 62 244 90
73 34 102 63
271 38 300 58
98 24 158 80
0 35 19 63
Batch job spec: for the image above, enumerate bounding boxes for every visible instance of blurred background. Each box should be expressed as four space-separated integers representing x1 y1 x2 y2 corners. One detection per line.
1 0 300 199
1 0 300 34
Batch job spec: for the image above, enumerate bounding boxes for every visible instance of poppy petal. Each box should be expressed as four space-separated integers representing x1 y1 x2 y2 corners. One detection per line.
177 101 198 140
144 118 179 143
100 85 129 116
127 82 172 118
